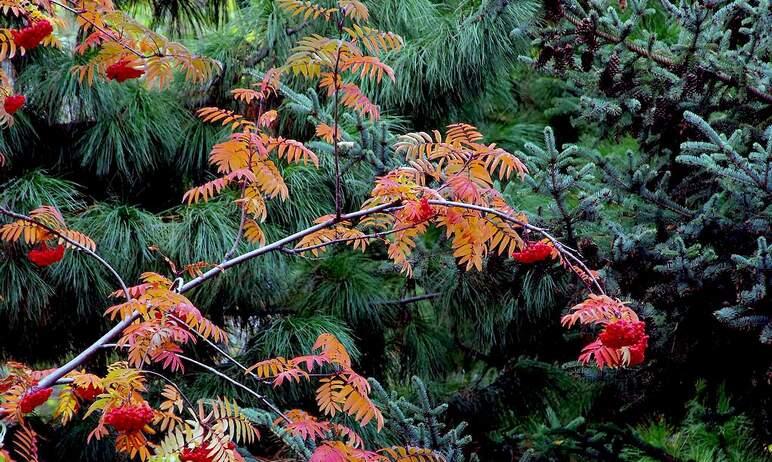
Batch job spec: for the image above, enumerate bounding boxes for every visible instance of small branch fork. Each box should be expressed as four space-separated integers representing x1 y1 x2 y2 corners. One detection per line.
49 0 155 60
0 196 601 410
560 10 772 105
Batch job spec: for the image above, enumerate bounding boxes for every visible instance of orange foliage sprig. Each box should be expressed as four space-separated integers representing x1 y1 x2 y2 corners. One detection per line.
186 70 318 249
296 123 530 275
252 333 446 462
562 295 649 368
0 206 97 262
277 0 402 216
104 272 227 372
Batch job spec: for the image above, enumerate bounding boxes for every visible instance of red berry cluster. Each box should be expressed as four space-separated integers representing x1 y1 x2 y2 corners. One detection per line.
27 242 65 267
599 319 648 365
180 446 214 462
512 241 554 264
19 387 53 413
628 337 647 365
74 383 103 401
11 20 53 50
3 95 25 114
106 59 145 82
104 404 154 433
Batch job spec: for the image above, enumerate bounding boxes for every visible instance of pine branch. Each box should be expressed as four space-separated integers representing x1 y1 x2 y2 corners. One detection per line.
559 5 772 104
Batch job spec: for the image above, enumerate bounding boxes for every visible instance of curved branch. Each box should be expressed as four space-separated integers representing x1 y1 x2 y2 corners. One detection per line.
31 201 399 389
27 195 600 395
178 201 399 293
0 206 132 301
177 354 291 424
50 0 155 59
427 199 605 295
140 369 197 415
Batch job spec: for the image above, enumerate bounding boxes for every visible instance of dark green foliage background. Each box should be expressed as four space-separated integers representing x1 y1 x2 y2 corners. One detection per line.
0 0 770 460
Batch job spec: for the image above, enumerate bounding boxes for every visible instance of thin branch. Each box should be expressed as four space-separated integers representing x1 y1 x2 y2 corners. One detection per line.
141 369 197 415
30 201 399 388
282 223 421 255
50 0 155 59
177 354 291 424
332 13 345 219
427 199 606 295
373 293 440 305
178 201 399 293
0 206 131 301
167 314 272 390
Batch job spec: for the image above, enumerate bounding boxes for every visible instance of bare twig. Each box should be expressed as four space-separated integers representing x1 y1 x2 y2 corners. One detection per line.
374 293 441 305
177 354 291 424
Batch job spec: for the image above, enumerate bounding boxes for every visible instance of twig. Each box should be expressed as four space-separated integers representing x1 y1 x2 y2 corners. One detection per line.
177 354 291 424
0 206 132 301
373 293 441 305
427 199 606 295
178 201 399 293
141 369 197 414
28 201 400 388
167 314 273 389
281 223 421 255
50 0 155 59
332 12 345 219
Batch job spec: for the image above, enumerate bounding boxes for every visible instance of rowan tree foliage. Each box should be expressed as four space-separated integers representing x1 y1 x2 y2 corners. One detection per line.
0 0 770 461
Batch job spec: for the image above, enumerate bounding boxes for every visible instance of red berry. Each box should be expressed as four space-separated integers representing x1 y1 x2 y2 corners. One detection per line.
180 446 214 462
106 59 145 82
104 404 154 433
11 20 53 50
27 242 65 267
3 95 25 114
19 387 53 413
599 319 647 349
512 241 554 264
74 383 103 401
628 336 648 366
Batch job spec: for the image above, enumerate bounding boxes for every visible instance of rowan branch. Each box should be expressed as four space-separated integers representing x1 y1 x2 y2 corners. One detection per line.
426 199 605 295
0 206 132 302
177 354 291 424
50 0 155 60
281 223 422 255
31 201 400 388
